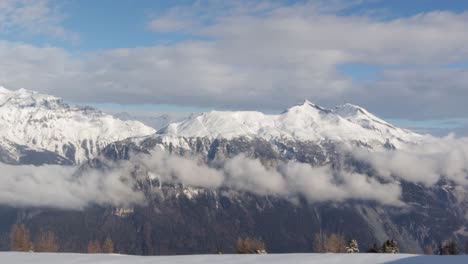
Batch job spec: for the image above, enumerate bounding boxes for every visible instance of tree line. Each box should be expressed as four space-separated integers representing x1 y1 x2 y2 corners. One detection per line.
311 232 467 255
9 224 113 254
235 233 468 255
6 225 468 255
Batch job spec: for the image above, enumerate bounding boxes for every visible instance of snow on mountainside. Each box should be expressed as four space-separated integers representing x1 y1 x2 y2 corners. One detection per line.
112 111 197 130
0 86 155 163
334 103 414 137
157 100 422 149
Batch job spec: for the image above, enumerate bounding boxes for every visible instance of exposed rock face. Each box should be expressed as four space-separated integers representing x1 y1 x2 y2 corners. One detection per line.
1 180 464 254
0 98 466 255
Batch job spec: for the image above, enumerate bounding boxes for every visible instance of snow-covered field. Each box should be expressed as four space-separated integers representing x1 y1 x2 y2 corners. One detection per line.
1 253 468 264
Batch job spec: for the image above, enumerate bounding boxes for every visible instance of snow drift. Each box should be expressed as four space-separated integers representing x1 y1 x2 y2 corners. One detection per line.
1 252 467 264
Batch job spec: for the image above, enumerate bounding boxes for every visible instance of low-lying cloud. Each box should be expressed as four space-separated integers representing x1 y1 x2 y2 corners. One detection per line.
0 149 403 209
351 135 468 187
3 135 468 209
0 163 144 210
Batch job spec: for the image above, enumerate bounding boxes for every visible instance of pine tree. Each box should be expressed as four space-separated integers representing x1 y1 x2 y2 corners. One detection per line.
346 239 359 253
35 229 59 252
10 224 32 252
102 238 114 254
367 243 380 253
87 240 102 253
439 240 458 255
382 240 399 253
449 241 459 255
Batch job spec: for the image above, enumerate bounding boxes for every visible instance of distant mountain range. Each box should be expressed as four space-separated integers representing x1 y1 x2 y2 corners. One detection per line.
0 86 466 255
0 87 154 164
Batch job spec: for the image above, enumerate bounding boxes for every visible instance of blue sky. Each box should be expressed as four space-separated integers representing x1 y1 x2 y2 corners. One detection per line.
5 0 468 50
9 1 468 48
1 0 468 135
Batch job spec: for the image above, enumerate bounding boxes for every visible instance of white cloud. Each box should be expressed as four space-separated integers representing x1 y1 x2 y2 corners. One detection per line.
351 135 468 187
1 1 468 119
141 150 224 188
0 0 78 41
0 163 144 209
6 132 468 209
0 148 406 209
224 155 288 196
281 162 403 205
135 150 404 206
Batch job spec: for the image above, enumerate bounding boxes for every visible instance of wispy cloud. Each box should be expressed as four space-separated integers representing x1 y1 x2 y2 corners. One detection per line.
0 1 468 121
0 148 403 209
351 135 468 187
0 0 78 42
0 163 144 209
4 132 468 210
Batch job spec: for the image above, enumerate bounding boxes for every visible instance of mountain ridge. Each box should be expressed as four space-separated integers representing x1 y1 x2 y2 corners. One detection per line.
152 100 423 151
0 88 465 255
0 86 155 164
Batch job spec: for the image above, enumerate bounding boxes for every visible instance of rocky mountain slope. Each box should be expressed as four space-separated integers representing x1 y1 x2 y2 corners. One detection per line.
80 101 466 254
103 100 424 165
1 97 466 255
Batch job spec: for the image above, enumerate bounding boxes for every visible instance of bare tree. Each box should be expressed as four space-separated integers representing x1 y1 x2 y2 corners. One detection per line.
424 245 433 255
35 229 59 252
313 232 346 253
87 240 102 253
236 237 266 254
102 237 114 253
10 224 32 252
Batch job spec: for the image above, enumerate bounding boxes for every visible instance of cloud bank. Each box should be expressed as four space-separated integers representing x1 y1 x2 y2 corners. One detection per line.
0 149 403 209
0 163 144 210
352 135 468 187
2 134 468 209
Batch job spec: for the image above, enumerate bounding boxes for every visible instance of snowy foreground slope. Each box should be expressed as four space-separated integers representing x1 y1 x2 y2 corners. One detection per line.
1 253 468 264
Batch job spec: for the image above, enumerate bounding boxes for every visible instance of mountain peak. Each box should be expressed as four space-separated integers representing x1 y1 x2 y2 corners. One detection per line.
298 99 320 108
158 100 419 148
0 86 12 94
0 87 66 110
284 100 331 115
0 87 156 163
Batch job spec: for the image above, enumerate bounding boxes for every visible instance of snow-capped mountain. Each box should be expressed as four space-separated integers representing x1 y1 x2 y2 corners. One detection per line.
89 101 468 255
112 111 197 130
148 100 422 150
101 100 426 166
2 99 464 254
0 86 155 164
